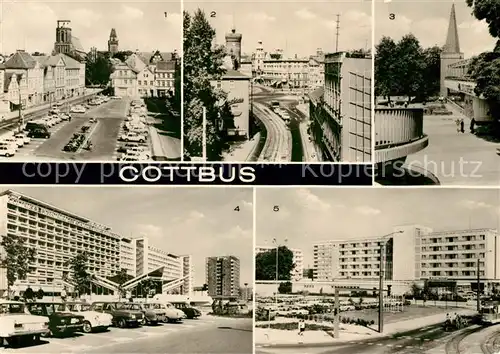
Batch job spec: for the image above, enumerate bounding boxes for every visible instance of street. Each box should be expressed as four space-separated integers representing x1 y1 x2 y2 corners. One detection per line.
4 317 252 353
403 106 500 186
251 88 309 162
256 323 500 354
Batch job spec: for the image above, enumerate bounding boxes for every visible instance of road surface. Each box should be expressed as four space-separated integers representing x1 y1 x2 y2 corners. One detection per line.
4 317 252 354
255 323 498 354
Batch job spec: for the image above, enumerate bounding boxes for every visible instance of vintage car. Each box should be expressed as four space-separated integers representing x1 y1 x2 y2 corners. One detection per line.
170 301 201 319
56 302 113 333
25 302 84 336
0 300 49 346
125 303 161 325
143 302 185 323
90 302 144 328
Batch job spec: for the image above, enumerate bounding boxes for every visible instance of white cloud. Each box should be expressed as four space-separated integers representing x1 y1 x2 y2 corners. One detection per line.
120 5 144 20
355 206 382 215
247 12 276 22
295 189 332 211
68 8 102 28
295 8 317 20
220 225 252 240
459 200 493 210
134 224 163 239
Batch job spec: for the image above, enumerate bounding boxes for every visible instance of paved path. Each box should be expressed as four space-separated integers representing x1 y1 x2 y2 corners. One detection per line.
405 111 500 185
3 317 251 353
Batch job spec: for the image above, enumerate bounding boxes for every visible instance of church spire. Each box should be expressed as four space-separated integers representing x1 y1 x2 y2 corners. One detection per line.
443 4 461 53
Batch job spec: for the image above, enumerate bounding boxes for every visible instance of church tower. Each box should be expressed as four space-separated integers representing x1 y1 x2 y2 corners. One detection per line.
225 27 242 69
108 28 119 55
440 4 464 97
54 20 72 55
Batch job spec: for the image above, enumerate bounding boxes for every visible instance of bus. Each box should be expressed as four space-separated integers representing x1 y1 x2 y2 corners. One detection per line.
481 301 500 324
270 101 280 109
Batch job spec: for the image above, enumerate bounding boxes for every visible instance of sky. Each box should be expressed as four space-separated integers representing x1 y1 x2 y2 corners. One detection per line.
2 187 253 287
257 188 500 269
184 0 372 58
375 0 497 56
1 0 181 55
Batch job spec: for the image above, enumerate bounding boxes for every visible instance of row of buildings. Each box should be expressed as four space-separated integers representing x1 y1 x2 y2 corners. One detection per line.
206 255 242 298
0 50 85 115
306 225 499 295
0 190 193 297
110 46 178 98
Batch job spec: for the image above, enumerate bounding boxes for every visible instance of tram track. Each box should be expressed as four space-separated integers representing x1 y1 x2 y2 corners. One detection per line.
445 325 484 354
253 102 291 162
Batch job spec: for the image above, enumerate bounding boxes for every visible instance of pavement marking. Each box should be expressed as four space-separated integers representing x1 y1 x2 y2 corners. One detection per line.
377 343 383 346
386 344 393 347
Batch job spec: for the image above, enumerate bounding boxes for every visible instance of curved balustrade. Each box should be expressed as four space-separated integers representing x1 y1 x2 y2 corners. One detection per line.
374 108 428 163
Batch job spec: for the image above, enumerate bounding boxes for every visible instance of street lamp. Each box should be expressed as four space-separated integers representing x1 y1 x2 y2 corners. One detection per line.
378 230 403 333
268 238 287 328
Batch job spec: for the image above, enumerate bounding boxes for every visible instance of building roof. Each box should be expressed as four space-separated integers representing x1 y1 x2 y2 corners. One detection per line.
125 53 147 73
223 69 250 80
308 87 324 103
32 55 49 67
71 36 86 54
443 4 461 53
156 61 175 71
4 50 37 69
4 72 14 92
136 51 175 64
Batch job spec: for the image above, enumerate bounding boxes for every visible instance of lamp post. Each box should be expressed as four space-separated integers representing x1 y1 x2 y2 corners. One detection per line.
268 238 287 328
378 231 403 334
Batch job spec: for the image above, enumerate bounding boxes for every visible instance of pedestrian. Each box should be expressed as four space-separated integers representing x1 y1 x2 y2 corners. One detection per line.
470 118 476 134
456 119 461 133
298 319 306 336
460 119 465 133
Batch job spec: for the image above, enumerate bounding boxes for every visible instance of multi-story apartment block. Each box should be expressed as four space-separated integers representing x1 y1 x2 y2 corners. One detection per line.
206 256 240 297
180 255 194 296
255 246 304 280
312 225 500 289
0 190 122 295
0 190 193 297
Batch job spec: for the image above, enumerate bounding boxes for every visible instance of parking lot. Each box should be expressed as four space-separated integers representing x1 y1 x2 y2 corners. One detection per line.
0 97 157 161
3 317 252 354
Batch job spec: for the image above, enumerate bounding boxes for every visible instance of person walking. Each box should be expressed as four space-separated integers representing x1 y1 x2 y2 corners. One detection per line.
460 119 465 133
470 118 476 134
298 319 306 336
455 119 461 133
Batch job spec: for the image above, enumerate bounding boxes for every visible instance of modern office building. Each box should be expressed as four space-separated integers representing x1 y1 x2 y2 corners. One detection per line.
312 225 500 290
0 190 192 296
206 256 241 298
310 52 371 162
255 245 304 281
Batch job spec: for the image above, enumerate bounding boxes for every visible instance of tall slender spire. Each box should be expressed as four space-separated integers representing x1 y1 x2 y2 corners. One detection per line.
443 4 461 53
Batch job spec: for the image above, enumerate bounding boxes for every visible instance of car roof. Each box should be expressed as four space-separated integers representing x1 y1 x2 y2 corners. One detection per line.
0 299 24 305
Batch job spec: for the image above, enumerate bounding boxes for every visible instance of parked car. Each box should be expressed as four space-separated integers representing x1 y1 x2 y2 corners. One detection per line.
56 302 112 333
119 133 146 143
142 302 184 323
25 302 84 337
89 117 97 123
90 302 144 328
70 106 86 113
129 303 162 325
27 129 50 139
170 302 201 319
121 151 149 161
0 300 49 346
2 137 21 149
59 113 71 121
14 133 30 145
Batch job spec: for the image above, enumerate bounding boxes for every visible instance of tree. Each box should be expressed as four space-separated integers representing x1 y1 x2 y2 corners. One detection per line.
140 278 158 298
278 281 292 294
114 268 129 300
466 0 500 39
112 51 134 62
64 252 91 297
201 283 208 291
421 46 443 98
255 246 295 281
85 52 112 86
395 34 425 99
183 9 234 160
0 234 37 299
24 286 34 302
375 36 399 98
36 288 44 300
306 269 314 280
410 283 422 298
